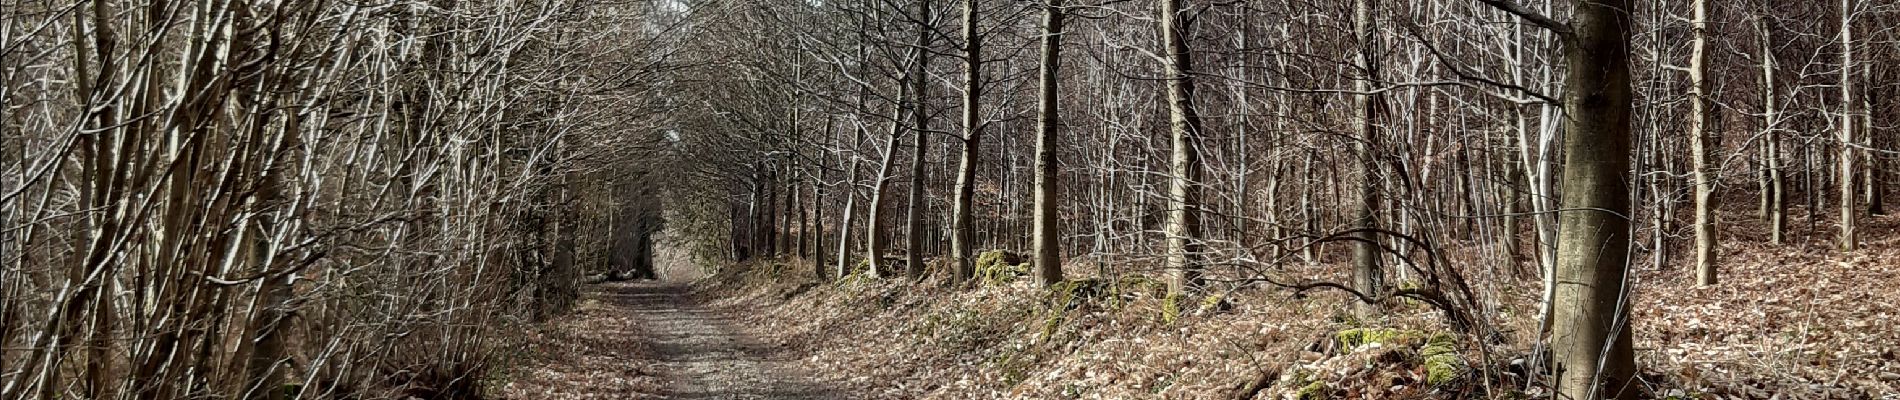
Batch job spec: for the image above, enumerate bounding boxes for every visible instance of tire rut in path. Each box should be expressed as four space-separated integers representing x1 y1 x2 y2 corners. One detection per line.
609 281 841 400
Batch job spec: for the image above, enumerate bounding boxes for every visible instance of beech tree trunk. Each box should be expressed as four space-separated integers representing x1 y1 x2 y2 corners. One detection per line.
1839 0 1859 252
1349 0 1384 311
814 119 834 279
951 0 982 283
867 124 901 277
1033 0 1066 287
1160 0 1206 297
1690 0 1718 286
905 0 932 278
1549 0 1639 397
1758 12 1785 245
1861 61 1882 216
868 51 915 278
836 126 865 277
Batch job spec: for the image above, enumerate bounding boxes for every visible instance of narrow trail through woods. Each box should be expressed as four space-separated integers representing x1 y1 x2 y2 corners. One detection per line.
624 282 841 399
514 281 843 399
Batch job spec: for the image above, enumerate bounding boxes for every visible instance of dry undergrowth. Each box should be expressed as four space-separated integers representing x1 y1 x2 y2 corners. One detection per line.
698 216 1900 399
493 289 667 399
702 264 1469 399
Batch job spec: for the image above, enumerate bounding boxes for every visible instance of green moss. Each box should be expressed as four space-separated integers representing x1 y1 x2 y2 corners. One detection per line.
837 266 872 286
1197 292 1231 313
1114 275 1164 297
1040 312 1066 341
1337 327 1466 386
1161 292 1184 324
1419 333 1463 386
1333 329 1466 387
1334 328 1424 350
1395 280 1423 305
974 250 1028 285
1296 380 1330 400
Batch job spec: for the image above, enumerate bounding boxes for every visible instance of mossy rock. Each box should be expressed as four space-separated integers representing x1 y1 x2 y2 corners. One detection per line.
1155 291 1222 323
1039 278 1116 341
1418 333 1464 386
974 249 1023 270
1334 328 1426 350
973 250 1029 285
1332 328 1466 386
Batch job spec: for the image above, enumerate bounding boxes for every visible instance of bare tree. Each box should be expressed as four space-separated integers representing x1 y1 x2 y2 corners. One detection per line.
1033 0 1067 286
1161 0 1207 298
1689 0 1719 285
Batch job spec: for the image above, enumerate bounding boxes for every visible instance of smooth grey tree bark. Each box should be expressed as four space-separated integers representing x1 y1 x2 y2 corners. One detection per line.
951 0 983 283
1757 12 1785 245
1545 0 1640 397
1689 0 1718 285
1350 0 1385 312
1838 0 1859 252
1160 0 1205 297
1032 0 1066 287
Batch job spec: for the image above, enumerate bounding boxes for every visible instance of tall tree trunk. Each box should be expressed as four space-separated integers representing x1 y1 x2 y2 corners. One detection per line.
1861 61 1882 216
1839 0 1859 252
1350 0 1384 311
1509 8 1561 322
784 164 799 258
1758 12 1785 245
905 0 932 278
951 0 982 283
814 119 834 280
797 167 809 260
1300 150 1318 264
1689 0 1717 286
1549 0 1638 397
836 129 864 277
1160 0 1205 297
1033 0 1066 287
1502 163 1523 262
867 79 911 278
762 169 778 257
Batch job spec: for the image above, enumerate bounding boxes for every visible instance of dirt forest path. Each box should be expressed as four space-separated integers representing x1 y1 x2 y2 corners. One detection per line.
623 282 842 399
502 281 843 399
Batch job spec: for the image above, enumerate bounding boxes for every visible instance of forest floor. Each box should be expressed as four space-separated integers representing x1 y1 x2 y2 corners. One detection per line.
494 210 1900 399
685 212 1900 399
495 281 845 399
